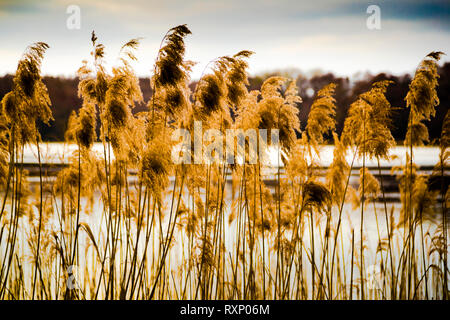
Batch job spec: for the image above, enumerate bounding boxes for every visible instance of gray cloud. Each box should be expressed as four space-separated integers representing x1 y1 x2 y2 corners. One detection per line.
0 0 449 78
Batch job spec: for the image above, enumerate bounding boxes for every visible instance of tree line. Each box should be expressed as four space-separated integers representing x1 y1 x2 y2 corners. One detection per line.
0 63 448 143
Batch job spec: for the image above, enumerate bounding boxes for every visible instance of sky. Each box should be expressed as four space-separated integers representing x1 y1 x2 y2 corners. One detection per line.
0 0 449 80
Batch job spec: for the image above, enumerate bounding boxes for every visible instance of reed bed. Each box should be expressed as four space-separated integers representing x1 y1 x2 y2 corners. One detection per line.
0 25 448 300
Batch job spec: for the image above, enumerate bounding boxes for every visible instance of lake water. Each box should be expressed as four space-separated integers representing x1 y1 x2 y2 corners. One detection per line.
21 143 444 202
20 143 442 167
2 143 448 299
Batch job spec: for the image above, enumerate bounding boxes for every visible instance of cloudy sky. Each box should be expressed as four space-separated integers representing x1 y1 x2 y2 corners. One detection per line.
0 0 449 79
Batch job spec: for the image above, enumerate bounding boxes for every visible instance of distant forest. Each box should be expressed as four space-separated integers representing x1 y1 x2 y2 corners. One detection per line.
1 63 449 143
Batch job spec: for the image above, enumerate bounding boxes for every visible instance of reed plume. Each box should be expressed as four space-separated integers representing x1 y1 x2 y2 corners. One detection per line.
2 42 52 144
342 80 394 159
66 103 97 150
150 24 193 123
306 83 336 148
226 50 254 109
405 52 444 146
257 77 301 152
0 107 8 187
326 133 353 205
